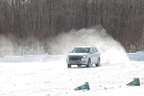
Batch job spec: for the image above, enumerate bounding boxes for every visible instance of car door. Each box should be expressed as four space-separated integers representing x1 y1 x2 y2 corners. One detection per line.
93 48 99 63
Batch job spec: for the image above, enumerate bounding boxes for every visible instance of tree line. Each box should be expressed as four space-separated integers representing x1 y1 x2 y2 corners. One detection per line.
0 0 144 55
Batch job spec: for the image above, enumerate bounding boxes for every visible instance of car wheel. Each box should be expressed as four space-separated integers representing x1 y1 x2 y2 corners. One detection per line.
86 59 91 68
96 58 100 66
68 64 71 68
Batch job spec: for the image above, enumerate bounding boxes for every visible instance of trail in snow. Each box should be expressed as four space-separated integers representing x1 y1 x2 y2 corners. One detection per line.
0 53 144 96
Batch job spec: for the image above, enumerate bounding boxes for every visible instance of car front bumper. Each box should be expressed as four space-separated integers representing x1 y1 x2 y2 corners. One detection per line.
67 60 88 65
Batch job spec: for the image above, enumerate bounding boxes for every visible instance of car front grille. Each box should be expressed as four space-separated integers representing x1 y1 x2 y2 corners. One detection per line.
69 56 82 61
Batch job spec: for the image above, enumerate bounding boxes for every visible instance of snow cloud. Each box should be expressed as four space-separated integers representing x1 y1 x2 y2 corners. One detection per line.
0 25 129 65
0 34 45 56
48 25 129 64
0 35 15 57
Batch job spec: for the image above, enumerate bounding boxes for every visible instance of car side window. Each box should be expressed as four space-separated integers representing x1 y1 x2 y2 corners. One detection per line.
90 48 94 54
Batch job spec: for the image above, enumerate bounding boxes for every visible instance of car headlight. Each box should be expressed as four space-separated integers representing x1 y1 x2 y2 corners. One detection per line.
81 56 87 62
82 55 87 58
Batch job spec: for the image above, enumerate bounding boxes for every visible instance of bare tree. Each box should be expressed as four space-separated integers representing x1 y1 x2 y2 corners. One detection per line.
0 0 144 55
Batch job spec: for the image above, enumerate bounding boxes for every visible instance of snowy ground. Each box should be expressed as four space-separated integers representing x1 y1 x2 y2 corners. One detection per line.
0 52 144 96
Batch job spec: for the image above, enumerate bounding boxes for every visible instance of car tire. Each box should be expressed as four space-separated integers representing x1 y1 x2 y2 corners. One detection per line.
68 64 71 68
96 58 100 66
86 59 91 68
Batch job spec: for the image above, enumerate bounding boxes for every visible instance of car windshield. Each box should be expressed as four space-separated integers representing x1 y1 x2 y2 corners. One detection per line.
72 48 90 53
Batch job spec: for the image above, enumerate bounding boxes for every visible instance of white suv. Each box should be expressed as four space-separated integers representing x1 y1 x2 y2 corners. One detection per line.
66 46 100 68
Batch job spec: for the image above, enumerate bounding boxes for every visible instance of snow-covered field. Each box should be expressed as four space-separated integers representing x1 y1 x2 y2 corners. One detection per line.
0 52 144 96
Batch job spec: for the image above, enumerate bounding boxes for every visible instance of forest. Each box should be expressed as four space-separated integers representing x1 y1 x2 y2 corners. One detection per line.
0 0 144 56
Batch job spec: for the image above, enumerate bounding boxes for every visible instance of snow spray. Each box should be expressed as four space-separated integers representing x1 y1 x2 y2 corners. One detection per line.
47 25 129 65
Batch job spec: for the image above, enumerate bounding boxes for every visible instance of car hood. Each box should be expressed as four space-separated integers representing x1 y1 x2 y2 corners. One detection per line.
68 53 89 56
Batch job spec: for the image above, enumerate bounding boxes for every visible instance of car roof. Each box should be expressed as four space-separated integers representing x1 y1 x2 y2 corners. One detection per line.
75 46 95 48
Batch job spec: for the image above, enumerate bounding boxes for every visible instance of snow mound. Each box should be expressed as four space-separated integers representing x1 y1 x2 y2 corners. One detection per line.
128 51 144 61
